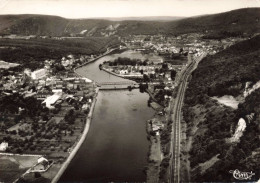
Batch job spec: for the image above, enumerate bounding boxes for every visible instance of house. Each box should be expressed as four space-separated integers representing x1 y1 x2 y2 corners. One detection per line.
82 77 92 83
42 92 62 109
38 157 48 164
0 142 8 151
31 157 50 171
31 69 46 80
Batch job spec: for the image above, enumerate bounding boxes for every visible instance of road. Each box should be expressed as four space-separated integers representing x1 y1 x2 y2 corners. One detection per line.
168 52 206 183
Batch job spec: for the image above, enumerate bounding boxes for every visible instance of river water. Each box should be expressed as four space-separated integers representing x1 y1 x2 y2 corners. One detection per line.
60 50 161 182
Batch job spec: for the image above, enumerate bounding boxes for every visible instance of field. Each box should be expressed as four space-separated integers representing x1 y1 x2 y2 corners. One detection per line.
0 154 40 182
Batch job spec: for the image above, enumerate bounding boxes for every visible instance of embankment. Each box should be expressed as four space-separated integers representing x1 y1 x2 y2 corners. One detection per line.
51 88 99 183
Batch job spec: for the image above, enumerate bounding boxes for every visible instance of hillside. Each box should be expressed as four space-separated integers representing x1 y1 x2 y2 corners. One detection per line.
182 36 260 181
167 8 260 35
0 8 259 36
90 16 184 22
0 14 164 36
0 37 120 70
0 15 69 36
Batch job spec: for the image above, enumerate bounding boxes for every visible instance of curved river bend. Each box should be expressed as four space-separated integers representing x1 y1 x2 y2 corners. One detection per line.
60 50 161 182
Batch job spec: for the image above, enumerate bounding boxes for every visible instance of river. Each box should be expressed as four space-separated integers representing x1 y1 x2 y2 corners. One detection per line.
60 50 161 182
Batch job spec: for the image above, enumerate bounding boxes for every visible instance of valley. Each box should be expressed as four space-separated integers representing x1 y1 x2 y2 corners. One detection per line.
0 6 259 183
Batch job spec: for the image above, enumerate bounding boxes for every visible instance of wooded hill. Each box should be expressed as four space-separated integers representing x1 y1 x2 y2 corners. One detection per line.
0 8 259 36
0 37 120 70
183 35 260 181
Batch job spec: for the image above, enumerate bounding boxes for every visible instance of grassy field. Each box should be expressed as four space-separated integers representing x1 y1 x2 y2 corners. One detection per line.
0 154 40 182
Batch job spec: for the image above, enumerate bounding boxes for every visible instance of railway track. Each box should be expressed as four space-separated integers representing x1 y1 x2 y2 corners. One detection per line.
168 53 206 183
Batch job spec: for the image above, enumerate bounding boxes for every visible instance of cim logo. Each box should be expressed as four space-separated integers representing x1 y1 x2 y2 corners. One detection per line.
229 169 255 180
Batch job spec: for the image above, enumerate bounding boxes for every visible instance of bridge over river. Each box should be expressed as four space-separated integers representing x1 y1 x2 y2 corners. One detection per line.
96 81 139 90
96 81 162 90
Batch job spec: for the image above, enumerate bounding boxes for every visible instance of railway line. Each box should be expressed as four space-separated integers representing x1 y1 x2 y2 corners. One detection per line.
168 53 206 183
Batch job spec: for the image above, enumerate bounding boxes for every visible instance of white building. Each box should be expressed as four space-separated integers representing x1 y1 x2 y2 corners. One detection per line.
82 77 92 83
42 92 62 109
0 142 8 151
31 69 46 80
38 157 48 164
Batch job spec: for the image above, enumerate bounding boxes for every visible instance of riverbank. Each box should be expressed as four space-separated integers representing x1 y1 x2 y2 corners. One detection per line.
50 48 114 182
144 87 164 182
51 87 99 183
146 114 164 183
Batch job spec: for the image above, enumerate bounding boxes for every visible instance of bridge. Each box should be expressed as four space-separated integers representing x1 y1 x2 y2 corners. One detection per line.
96 81 137 86
96 81 161 90
96 81 139 90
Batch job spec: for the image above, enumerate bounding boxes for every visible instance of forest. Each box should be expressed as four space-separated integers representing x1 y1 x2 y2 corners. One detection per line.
0 37 120 70
183 36 260 181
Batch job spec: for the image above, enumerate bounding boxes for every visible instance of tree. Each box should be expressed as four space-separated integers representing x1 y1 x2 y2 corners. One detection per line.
127 86 132 91
143 74 150 82
64 109 76 124
35 172 41 178
70 130 74 136
155 68 160 73
139 83 148 93
16 148 22 154
162 63 168 71
143 60 148 66
149 73 155 80
170 70 177 80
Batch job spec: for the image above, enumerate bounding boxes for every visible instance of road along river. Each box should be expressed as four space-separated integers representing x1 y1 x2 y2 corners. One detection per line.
60 50 161 182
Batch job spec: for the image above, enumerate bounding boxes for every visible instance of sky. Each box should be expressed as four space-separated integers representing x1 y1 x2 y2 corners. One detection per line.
0 0 259 18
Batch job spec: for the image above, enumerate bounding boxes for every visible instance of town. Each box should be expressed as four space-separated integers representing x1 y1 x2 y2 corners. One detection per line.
0 51 100 181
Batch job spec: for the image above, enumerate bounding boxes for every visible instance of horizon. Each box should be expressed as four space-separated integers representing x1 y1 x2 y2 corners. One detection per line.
0 0 259 19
